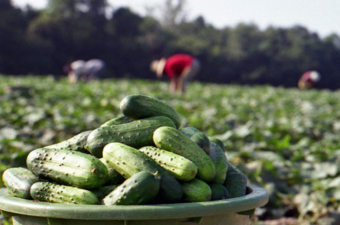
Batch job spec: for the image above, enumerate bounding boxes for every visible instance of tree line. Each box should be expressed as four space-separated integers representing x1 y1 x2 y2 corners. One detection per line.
1 0 340 89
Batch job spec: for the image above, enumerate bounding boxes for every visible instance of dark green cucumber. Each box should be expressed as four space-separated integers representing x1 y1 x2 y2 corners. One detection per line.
103 143 183 203
86 116 176 158
120 94 181 128
91 185 119 201
153 126 216 183
210 184 229 200
209 142 228 184
44 131 92 153
100 115 134 127
2 167 39 199
139 146 197 181
224 162 247 198
30 182 99 204
26 148 108 189
102 171 160 205
209 137 226 152
179 127 210 154
181 179 211 202
99 158 125 185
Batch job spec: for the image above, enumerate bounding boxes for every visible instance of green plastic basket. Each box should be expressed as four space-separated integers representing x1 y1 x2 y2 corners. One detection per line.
0 184 268 225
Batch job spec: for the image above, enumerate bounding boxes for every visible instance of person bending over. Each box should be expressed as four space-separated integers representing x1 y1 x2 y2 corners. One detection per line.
151 54 200 94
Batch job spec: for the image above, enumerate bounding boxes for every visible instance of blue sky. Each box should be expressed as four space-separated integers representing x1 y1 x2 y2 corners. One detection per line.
12 0 340 38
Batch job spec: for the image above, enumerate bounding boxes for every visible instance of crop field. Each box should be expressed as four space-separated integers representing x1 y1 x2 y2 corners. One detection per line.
1 75 340 224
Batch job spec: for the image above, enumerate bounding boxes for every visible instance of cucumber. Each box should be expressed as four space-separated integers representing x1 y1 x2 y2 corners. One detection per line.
102 142 183 203
100 115 134 127
153 126 216 183
85 116 176 158
181 179 211 202
102 171 160 205
2 167 39 199
30 182 99 204
224 162 247 198
139 146 197 181
99 158 125 185
91 184 119 201
44 130 92 153
210 184 229 200
26 148 108 189
120 94 181 128
209 142 228 184
179 127 210 154
208 137 226 152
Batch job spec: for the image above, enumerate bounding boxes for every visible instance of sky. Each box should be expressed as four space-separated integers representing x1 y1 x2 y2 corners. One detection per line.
11 0 340 38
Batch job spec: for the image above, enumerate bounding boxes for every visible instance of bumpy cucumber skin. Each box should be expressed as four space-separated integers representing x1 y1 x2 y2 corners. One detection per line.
100 115 134 127
103 143 183 203
99 158 125 185
209 142 228 184
30 182 99 204
86 116 176 158
139 146 197 182
208 137 226 152
2 167 39 199
120 94 181 128
102 171 160 205
26 148 108 189
224 162 247 198
45 131 92 153
181 179 211 202
153 126 216 183
210 184 229 200
179 127 210 154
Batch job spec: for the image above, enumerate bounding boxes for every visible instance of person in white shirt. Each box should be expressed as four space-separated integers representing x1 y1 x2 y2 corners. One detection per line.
84 59 105 81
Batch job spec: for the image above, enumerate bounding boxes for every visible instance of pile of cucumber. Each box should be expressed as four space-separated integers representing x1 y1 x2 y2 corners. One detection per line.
2 94 247 205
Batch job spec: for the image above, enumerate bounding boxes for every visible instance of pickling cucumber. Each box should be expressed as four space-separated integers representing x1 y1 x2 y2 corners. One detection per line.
26 148 108 189
86 116 176 158
30 182 99 204
153 126 216 182
139 146 197 181
102 142 183 203
2 167 39 199
120 94 181 128
102 171 160 205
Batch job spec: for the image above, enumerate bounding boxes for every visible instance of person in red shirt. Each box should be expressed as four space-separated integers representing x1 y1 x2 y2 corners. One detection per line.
298 70 321 89
151 54 201 94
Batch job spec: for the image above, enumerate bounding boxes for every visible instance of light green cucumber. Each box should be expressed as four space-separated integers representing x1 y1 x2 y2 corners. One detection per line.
224 162 247 198
2 167 39 199
85 116 176 158
102 142 183 203
179 127 210 154
209 142 228 184
120 94 181 128
26 148 108 189
44 130 92 153
102 171 160 205
153 126 216 182
181 179 211 202
139 146 197 181
30 182 99 204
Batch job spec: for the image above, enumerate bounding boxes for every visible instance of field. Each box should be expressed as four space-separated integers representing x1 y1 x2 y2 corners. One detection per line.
1 75 340 224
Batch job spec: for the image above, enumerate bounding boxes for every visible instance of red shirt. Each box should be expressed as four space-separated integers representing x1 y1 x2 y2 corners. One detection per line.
164 54 194 78
300 71 316 86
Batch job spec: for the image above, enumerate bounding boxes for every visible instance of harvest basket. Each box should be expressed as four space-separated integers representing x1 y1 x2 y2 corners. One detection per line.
0 184 268 225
